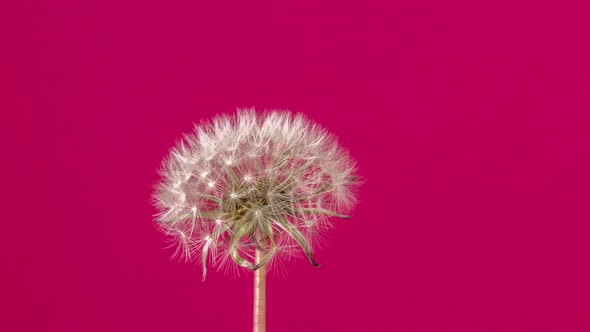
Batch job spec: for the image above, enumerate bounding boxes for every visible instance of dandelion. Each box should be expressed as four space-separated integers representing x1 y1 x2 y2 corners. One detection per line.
152 108 360 332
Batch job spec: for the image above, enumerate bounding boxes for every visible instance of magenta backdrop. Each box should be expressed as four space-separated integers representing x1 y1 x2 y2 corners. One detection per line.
1 0 589 331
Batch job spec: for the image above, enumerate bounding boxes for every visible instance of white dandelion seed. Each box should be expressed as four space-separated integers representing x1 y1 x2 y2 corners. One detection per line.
151 108 361 331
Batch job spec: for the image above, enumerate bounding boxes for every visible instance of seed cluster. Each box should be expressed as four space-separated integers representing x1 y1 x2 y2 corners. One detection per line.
152 109 359 279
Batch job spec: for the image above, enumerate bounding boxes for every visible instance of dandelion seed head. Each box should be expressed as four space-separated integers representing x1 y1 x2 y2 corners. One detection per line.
152 108 361 279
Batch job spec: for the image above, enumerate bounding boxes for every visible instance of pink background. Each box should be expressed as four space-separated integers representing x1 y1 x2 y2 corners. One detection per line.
1 0 589 331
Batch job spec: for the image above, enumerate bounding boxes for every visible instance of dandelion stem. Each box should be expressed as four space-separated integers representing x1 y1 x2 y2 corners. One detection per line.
253 249 266 332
